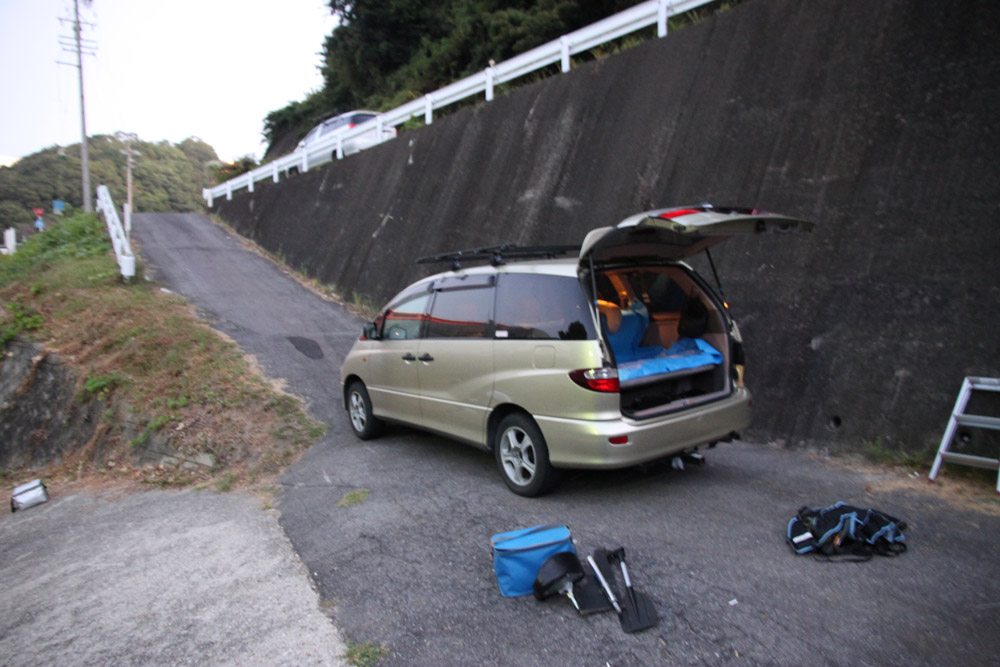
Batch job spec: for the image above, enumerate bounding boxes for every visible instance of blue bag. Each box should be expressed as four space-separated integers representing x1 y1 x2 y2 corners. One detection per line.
491 524 575 597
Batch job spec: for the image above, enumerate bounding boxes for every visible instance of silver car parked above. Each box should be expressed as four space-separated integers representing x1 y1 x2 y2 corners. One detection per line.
287 110 397 174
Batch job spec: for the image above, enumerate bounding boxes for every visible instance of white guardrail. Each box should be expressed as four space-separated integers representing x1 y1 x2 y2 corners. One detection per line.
96 185 136 279
204 0 714 205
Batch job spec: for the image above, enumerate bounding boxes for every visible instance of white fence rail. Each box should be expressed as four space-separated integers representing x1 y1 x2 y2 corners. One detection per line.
2 227 15 255
96 185 136 279
204 0 715 205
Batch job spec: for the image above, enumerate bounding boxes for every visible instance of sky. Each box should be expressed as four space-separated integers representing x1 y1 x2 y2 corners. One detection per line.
0 0 338 165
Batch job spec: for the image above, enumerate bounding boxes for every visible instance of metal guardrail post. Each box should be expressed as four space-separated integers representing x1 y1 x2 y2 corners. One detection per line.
658 0 671 37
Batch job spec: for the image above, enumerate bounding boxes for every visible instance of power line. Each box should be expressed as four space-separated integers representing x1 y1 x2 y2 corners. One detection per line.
57 0 96 213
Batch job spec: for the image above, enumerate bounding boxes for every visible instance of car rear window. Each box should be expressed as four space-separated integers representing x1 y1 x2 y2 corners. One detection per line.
495 274 595 340
320 118 349 136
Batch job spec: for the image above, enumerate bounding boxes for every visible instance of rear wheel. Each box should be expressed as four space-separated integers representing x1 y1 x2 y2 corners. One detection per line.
495 413 557 497
346 381 383 440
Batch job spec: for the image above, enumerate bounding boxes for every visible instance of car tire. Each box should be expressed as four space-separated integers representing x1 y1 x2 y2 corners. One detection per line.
346 381 383 440
494 413 558 497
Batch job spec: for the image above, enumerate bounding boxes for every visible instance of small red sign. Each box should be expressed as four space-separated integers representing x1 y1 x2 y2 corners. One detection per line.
32 208 44 217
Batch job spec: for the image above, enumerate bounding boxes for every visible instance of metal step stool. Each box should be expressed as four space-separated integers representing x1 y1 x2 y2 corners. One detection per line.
929 377 1000 493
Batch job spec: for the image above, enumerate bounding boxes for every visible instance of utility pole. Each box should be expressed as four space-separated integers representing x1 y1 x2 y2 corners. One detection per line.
116 132 139 238
58 0 96 213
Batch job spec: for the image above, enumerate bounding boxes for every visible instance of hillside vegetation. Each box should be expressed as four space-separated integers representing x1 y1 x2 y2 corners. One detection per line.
0 136 219 239
0 213 324 493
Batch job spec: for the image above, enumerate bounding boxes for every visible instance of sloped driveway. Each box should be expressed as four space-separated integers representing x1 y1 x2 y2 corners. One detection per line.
134 213 1000 666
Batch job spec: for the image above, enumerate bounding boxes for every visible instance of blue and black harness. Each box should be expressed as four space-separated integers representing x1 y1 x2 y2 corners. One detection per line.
787 502 908 561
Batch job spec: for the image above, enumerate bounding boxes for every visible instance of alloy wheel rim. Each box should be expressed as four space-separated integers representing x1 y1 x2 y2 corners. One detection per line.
500 426 536 486
349 392 366 432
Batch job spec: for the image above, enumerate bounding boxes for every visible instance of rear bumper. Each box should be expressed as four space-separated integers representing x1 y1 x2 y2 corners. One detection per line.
537 388 751 469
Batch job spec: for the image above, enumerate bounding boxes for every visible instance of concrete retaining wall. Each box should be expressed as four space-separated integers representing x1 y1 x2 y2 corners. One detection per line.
212 0 1000 456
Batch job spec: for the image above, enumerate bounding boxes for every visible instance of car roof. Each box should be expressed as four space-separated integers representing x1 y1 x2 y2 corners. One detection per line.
321 110 378 125
419 257 578 284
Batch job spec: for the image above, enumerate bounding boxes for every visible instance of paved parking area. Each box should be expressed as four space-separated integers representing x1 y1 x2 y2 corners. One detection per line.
128 212 1000 665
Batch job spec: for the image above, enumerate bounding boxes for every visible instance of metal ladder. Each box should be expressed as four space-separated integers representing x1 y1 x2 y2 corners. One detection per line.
929 377 1000 493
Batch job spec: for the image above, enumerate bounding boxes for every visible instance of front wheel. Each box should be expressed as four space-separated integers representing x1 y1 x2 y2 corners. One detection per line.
494 413 557 497
346 381 383 440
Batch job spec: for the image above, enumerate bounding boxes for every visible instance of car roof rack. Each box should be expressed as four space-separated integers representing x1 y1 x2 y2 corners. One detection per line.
416 244 579 270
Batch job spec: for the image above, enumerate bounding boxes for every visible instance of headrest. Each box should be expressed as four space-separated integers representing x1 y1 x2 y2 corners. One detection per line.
597 300 621 333
678 295 708 338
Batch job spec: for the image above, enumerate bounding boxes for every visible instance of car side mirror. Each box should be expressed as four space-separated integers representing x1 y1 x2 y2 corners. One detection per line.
362 323 380 341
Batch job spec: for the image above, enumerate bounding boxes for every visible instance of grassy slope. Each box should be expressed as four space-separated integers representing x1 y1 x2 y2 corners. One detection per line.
0 213 324 496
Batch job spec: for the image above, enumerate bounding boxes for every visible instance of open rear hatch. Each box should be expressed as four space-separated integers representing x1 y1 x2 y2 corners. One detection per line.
580 205 815 264
580 205 815 419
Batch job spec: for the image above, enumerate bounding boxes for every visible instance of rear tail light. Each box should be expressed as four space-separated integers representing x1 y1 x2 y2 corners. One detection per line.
569 368 619 393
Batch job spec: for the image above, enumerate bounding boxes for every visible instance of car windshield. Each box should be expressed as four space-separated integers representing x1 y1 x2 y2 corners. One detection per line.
299 126 320 145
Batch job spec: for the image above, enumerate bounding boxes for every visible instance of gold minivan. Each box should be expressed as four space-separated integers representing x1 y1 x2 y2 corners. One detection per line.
341 206 813 496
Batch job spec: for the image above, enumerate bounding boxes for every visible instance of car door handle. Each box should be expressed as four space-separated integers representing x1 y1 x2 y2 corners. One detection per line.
401 353 417 361
418 353 435 362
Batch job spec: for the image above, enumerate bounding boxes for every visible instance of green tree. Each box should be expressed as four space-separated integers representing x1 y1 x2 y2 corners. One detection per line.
213 155 259 182
0 200 32 237
0 135 219 218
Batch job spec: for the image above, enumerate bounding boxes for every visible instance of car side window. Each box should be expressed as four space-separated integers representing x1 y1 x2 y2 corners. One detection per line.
382 294 429 340
426 287 494 338
495 274 596 340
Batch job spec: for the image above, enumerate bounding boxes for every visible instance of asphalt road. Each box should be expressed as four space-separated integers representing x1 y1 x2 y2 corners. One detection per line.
131 212 1000 666
0 489 346 666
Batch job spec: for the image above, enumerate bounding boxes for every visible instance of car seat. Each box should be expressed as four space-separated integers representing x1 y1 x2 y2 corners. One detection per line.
677 294 709 339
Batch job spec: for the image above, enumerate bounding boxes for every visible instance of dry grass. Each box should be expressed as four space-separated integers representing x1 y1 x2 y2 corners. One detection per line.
818 451 1000 517
1 214 325 496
